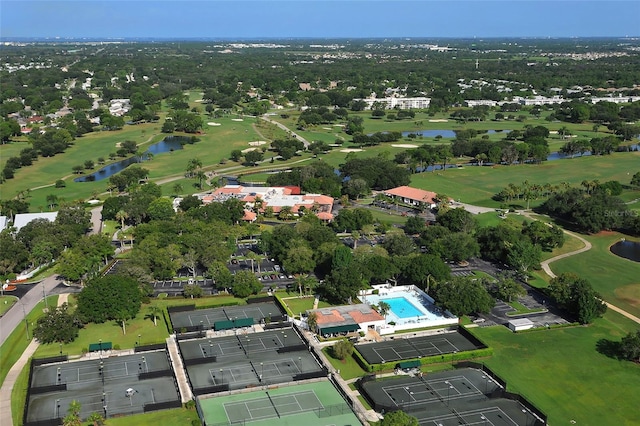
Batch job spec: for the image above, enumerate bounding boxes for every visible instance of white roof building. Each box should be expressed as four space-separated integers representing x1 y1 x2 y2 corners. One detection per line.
13 212 58 232
0 216 7 233
354 96 431 110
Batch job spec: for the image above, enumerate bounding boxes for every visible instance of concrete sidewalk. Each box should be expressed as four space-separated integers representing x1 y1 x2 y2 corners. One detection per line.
0 293 68 426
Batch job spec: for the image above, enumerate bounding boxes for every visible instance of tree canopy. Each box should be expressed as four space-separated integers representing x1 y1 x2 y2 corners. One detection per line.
76 275 143 324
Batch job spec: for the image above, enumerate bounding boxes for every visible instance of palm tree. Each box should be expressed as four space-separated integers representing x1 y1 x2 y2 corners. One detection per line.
46 194 58 210
377 301 390 321
172 183 183 197
115 210 128 230
115 310 130 335
148 305 161 327
246 251 261 273
196 170 207 189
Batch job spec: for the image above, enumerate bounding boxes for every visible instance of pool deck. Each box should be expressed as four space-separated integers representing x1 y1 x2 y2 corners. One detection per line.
360 285 458 334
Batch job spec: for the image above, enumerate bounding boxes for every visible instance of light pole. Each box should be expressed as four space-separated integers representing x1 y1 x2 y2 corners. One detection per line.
21 302 29 340
260 362 263 382
42 281 48 309
102 392 107 418
56 399 61 418
99 338 102 359
138 334 141 347
298 356 302 372
59 343 62 356
481 415 487 426
210 341 213 357
57 367 61 384
445 381 453 406
522 408 528 426
220 368 224 385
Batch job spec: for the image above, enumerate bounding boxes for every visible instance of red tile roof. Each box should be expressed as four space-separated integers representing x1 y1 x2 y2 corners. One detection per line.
315 309 346 325
384 186 437 204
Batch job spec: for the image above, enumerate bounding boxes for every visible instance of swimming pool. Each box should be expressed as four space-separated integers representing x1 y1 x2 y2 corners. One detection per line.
384 297 423 319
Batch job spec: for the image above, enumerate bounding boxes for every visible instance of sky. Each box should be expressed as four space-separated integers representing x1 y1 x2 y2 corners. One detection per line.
2 1 639 40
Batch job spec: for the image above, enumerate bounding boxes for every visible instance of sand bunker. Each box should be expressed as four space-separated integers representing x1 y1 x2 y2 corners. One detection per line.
340 148 364 153
391 144 418 148
428 119 449 122
231 118 244 122
208 122 222 126
248 141 267 146
241 147 259 153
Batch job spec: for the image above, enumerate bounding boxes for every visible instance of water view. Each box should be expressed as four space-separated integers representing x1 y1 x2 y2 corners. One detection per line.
610 240 640 262
74 136 190 182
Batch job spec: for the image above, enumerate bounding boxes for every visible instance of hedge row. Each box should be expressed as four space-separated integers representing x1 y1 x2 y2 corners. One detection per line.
353 347 494 373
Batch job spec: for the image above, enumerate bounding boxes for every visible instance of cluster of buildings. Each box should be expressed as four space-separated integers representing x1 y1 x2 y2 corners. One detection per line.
179 184 336 222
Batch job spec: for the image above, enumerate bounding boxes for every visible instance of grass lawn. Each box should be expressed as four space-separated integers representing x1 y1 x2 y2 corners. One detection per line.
322 346 368 380
35 294 244 357
540 228 586 261
548 231 640 318
11 357 31 426
0 295 18 316
409 151 640 208
0 296 58 386
280 295 332 316
470 312 640 425
474 211 530 229
93 407 199 426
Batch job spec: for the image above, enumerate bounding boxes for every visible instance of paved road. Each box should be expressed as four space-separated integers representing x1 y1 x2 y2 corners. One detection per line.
0 275 68 344
260 114 310 148
521 210 640 326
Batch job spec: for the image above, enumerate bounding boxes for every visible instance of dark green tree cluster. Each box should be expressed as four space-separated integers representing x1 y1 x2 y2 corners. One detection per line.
76 275 143 326
547 273 607 324
340 154 410 191
618 330 640 363
351 131 402 147
267 160 342 197
108 165 150 192
380 410 419 426
540 187 630 233
432 276 495 316
33 303 83 344
270 138 305 160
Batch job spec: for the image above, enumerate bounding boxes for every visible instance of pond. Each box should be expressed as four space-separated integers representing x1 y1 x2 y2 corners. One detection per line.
610 240 640 262
74 136 190 182
401 129 508 138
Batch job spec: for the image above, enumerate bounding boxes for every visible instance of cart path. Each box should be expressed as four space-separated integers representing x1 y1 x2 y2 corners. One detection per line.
0 293 69 426
521 211 640 325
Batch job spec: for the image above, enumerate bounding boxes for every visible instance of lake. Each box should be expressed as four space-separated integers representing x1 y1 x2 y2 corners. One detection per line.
74 136 188 182
610 240 640 262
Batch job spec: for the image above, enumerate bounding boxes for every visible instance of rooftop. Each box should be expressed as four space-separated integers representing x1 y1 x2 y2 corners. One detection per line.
309 304 384 328
384 186 437 204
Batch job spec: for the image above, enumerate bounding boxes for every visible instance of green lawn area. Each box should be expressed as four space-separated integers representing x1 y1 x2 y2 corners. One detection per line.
322 346 368 380
280 295 332 316
470 312 640 425
0 296 58 386
409 151 640 208
0 295 18 316
474 211 530 229
94 407 199 426
540 228 586 261
547 231 640 318
35 294 244 357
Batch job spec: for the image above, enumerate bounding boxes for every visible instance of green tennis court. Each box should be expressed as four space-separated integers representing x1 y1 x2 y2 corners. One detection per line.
198 380 359 426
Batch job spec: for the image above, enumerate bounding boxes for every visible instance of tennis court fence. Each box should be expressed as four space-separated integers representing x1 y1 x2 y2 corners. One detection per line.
316 402 352 418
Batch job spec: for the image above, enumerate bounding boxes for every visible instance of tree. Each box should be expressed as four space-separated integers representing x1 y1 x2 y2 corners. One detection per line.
404 216 426 235
231 270 262 297
283 242 316 275
377 301 390 319
63 400 82 426
506 239 541 279
631 172 640 187
619 330 640 362
307 311 318 331
33 303 83 344
492 275 526 303
332 339 354 360
380 410 419 426
433 276 494 316
437 208 476 233
183 284 204 298
547 273 607 324
76 275 142 324
87 412 105 426
147 197 175 221
148 305 161 326
114 308 132 335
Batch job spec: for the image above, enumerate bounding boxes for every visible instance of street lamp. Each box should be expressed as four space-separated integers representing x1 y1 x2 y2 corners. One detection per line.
481 415 487 426
56 399 61 418
522 408 528 426
298 356 302 372
260 362 264 382
138 334 141 347
445 381 454 406
59 343 63 356
21 302 29 340
102 393 107 418
209 341 213 357
220 368 224 385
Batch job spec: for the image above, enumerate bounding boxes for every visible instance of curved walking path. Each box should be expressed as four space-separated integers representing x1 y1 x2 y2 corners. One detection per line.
521 211 640 325
0 293 69 426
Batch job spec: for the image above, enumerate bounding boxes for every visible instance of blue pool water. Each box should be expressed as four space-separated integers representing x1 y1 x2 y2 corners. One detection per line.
384 297 423 319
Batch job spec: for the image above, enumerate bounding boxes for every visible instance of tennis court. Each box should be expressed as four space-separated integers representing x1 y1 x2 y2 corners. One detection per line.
198 380 359 426
179 328 327 394
25 350 181 424
356 330 483 365
169 302 283 332
360 368 540 426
